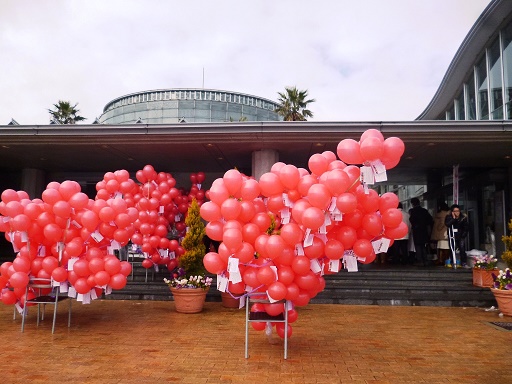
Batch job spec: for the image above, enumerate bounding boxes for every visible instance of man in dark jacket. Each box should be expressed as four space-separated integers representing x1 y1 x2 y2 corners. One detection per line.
445 204 469 267
409 197 434 266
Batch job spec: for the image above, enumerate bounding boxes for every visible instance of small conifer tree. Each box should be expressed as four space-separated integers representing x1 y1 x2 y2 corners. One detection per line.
178 198 207 276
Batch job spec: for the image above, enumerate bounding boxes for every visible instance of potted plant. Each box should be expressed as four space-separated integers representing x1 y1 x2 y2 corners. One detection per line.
165 198 210 313
472 254 498 287
164 268 212 313
491 268 512 316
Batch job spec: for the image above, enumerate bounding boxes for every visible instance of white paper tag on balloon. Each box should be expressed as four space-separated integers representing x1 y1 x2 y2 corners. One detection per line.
267 290 279 303
105 286 112 295
217 274 228 292
295 243 304 256
371 159 386 174
83 292 92 304
68 257 78 271
169 251 175 259
60 282 68 293
68 286 77 299
91 231 104 243
374 169 387 182
38 245 46 256
159 249 168 257
20 231 28 243
90 288 98 300
15 302 23 314
159 205 164 214
328 259 340 272
227 257 239 273
343 254 358 272
71 219 82 228
114 192 122 199
361 166 375 185
270 266 278 280
77 293 84 303
328 197 337 212
282 193 291 207
310 259 322 274
303 233 314 247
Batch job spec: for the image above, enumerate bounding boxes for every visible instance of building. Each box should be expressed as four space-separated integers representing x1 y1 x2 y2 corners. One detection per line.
99 89 280 124
1 0 512 259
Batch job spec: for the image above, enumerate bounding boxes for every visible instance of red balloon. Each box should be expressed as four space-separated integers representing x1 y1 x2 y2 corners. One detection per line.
257 265 276 286
265 235 286 260
360 136 384 161
258 172 284 197
308 153 329 176
223 169 243 195
303 236 324 260
280 223 303 247
292 256 310 276
353 238 373 258
74 277 91 294
382 208 402 228
267 281 287 301
307 184 331 210
240 179 260 201
73 259 90 277
336 193 358 214
324 239 344 260
362 213 383 237
104 257 121 275
51 266 68 282
9 271 29 288
279 164 300 190
276 323 293 339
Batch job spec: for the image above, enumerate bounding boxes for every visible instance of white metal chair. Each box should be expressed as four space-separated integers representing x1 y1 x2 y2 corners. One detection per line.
21 277 72 334
245 292 289 359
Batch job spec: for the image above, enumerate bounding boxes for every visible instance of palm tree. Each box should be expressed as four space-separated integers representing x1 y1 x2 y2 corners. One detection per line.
48 101 86 124
276 86 315 121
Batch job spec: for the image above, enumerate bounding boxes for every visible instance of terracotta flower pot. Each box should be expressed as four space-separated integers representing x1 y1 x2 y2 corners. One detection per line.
473 268 498 288
491 288 512 316
221 291 240 308
170 287 208 313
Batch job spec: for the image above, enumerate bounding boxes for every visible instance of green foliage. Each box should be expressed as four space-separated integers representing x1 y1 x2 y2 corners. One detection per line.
501 219 512 268
276 86 315 121
48 100 86 124
178 199 206 276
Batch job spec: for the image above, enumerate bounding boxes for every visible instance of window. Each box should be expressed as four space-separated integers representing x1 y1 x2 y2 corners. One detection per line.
456 90 465 120
489 38 503 119
466 74 476 120
476 56 489 119
503 21 512 120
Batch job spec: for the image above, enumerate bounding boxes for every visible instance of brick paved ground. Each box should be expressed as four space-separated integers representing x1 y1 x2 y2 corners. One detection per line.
1 300 511 384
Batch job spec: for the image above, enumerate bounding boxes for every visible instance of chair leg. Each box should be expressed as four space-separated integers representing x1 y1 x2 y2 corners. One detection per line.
21 304 27 332
245 297 249 359
68 299 72 327
52 300 59 334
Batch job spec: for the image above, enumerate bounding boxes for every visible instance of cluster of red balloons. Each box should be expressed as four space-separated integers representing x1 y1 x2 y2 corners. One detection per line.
0 179 134 306
201 129 406 338
107 165 207 271
0 166 207 308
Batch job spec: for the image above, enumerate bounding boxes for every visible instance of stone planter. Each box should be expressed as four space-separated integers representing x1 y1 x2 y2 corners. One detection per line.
170 287 208 313
491 288 512 316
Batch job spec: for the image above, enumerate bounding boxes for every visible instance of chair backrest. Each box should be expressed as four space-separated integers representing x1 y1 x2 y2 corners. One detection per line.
28 277 53 290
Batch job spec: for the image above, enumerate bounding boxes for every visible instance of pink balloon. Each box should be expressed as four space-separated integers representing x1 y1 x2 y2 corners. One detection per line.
203 252 226 274
279 164 300 190
324 169 350 196
301 206 325 230
53 200 72 218
337 139 363 165
240 179 261 201
259 172 284 197
68 192 89 210
242 223 260 244
11 214 31 232
223 228 243 251
234 242 255 263
291 199 311 223
220 198 242 221
200 201 222 222
383 137 405 159
360 128 384 143
209 179 230 206
360 136 384 161
336 193 358 214
280 223 304 246
297 174 317 196
308 153 329 176
1 189 20 204
223 169 243 195
307 184 331 210
206 221 224 241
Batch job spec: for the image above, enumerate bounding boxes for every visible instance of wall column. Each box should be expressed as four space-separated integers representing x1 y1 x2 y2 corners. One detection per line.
252 149 279 179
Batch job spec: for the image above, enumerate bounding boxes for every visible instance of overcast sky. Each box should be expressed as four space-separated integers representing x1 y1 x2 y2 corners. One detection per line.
0 0 491 125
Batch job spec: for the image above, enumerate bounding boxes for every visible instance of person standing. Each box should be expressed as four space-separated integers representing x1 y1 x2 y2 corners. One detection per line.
388 202 410 264
445 204 469 268
409 197 434 266
431 202 450 265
